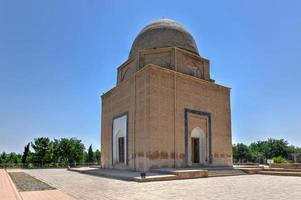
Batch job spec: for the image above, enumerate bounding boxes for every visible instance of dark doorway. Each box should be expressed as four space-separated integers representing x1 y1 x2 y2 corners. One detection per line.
192 138 200 163
118 137 125 163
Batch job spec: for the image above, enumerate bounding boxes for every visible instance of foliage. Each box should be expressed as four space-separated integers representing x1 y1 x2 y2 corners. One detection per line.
0 152 21 166
94 149 101 164
234 138 300 163
87 145 94 163
31 137 52 166
273 156 288 163
232 143 252 163
56 138 85 166
1 137 89 168
21 143 30 164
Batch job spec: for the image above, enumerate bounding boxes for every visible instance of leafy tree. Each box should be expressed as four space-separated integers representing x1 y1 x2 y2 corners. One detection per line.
87 145 94 163
3 153 22 165
232 143 252 163
57 138 85 166
94 149 101 164
250 139 292 160
31 137 52 166
52 139 61 164
0 152 6 164
265 139 290 159
21 143 30 164
83 151 88 163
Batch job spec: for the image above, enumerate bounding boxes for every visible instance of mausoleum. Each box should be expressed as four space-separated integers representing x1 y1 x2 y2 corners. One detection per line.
101 19 232 171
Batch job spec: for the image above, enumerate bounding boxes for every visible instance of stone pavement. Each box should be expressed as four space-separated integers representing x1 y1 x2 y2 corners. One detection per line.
20 190 76 200
25 168 301 200
0 169 76 200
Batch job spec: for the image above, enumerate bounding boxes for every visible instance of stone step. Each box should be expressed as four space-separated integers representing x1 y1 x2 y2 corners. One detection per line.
151 168 208 178
236 167 263 174
258 171 301 177
264 168 301 172
208 169 247 177
133 174 178 182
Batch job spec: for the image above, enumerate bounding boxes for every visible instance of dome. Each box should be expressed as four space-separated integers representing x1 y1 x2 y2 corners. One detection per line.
129 19 199 58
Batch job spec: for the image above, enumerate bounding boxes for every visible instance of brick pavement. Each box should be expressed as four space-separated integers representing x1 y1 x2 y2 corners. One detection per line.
25 168 301 200
1 169 76 200
20 190 76 200
0 169 21 200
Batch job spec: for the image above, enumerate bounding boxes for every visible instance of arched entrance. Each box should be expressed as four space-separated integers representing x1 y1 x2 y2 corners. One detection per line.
112 114 128 165
191 127 206 164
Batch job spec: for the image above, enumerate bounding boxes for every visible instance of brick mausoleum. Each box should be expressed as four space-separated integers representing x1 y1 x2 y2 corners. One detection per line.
101 19 232 171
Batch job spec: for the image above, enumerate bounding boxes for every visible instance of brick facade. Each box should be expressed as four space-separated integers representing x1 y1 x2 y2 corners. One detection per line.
101 47 232 171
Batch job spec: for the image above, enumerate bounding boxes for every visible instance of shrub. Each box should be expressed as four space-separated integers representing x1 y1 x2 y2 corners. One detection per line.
28 163 34 169
273 156 288 163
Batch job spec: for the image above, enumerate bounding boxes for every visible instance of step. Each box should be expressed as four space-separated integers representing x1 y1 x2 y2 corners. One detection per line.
236 168 263 174
258 171 301 177
208 169 247 177
264 168 301 173
133 174 178 182
151 168 208 178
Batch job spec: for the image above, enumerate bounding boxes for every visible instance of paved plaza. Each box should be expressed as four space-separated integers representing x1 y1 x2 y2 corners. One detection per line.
25 169 301 200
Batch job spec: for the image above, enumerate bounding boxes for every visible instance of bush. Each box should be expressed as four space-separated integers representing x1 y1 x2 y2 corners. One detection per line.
273 156 288 163
28 163 34 169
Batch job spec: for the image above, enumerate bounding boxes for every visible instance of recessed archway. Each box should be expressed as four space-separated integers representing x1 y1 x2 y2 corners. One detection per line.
191 127 206 164
112 114 128 165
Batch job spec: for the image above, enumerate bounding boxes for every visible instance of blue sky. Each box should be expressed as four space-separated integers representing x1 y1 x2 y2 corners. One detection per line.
0 0 301 153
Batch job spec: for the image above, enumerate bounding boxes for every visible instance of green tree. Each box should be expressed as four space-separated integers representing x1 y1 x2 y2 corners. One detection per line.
31 137 51 166
83 151 88 163
265 139 290 159
21 143 30 165
0 152 6 164
233 143 252 163
250 139 292 160
94 149 101 164
52 139 61 164
3 152 22 166
87 145 94 163
57 138 85 166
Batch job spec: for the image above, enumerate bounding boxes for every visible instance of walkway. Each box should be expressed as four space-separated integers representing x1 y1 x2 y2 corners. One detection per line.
0 169 21 200
0 169 76 200
26 168 301 200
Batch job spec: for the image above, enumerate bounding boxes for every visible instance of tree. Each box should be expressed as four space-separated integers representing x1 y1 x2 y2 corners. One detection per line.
250 139 292 160
56 138 85 166
265 139 290 159
94 149 101 164
87 145 94 163
2 152 22 166
232 143 252 163
31 137 51 166
0 152 6 164
21 143 30 165
51 139 61 164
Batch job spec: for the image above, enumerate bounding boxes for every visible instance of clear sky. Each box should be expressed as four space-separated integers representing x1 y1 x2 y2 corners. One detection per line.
1 0 301 153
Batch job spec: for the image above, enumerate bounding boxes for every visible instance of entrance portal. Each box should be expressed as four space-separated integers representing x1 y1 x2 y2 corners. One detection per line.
190 127 206 164
118 137 125 163
192 138 200 163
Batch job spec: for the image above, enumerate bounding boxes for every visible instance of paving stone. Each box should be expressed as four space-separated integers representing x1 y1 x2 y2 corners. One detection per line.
25 169 301 200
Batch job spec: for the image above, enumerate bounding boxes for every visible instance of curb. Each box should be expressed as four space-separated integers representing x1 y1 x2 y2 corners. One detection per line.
5 169 23 200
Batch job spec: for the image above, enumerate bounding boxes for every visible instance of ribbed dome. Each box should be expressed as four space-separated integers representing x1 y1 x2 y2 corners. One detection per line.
129 19 199 58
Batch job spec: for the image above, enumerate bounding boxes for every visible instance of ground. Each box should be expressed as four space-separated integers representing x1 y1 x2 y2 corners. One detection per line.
24 169 301 200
